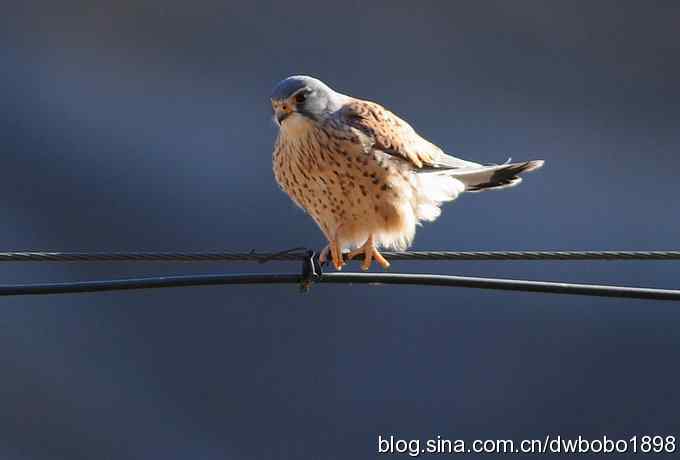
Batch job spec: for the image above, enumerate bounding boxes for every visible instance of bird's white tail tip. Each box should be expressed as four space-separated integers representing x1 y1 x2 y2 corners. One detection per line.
523 159 545 172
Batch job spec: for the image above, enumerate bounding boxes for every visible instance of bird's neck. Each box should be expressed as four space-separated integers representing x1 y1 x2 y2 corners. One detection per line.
279 113 317 144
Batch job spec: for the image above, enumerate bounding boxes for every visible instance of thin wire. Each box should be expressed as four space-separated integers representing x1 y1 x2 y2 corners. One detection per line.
1 272 679 300
1 250 680 262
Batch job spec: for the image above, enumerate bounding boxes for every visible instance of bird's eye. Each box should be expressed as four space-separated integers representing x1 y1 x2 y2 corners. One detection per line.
295 91 307 104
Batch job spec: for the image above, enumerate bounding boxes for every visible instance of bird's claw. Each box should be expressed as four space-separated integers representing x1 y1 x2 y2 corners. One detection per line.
319 241 344 271
346 236 390 271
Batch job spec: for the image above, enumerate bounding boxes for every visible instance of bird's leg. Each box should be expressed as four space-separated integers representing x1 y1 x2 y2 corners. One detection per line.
330 239 344 270
318 228 345 271
347 235 391 271
318 243 342 269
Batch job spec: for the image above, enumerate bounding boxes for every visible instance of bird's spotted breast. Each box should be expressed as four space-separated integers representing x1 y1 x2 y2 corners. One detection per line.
273 119 412 247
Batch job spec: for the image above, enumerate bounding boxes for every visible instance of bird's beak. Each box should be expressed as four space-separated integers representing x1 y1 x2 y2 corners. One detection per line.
272 101 294 125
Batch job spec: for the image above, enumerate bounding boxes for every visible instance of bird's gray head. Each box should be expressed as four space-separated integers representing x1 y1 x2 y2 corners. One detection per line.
270 75 345 126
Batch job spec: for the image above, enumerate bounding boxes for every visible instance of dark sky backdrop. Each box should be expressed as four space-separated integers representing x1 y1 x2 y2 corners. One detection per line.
1 1 680 459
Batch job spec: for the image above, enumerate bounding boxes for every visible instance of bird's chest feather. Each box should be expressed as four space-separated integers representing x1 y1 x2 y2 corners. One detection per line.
273 116 409 237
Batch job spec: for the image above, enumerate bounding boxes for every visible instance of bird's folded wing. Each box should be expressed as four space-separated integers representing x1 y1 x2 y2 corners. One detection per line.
340 99 479 170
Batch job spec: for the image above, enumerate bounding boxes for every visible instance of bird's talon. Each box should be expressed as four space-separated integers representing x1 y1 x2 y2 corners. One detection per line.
347 235 390 271
326 239 344 271
374 250 390 270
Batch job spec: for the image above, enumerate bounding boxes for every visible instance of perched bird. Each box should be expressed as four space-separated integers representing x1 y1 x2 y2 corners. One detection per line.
271 75 544 271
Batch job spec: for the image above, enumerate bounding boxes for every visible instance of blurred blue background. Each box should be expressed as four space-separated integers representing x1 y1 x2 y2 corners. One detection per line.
1 1 679 458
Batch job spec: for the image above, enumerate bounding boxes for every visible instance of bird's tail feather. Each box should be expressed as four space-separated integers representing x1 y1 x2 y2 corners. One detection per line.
447 160 544 192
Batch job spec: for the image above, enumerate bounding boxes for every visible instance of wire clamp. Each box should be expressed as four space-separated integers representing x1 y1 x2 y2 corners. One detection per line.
300 250 323 292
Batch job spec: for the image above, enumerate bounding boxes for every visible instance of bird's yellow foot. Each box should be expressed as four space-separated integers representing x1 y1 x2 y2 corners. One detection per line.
318 240 344 271
347 235 390 271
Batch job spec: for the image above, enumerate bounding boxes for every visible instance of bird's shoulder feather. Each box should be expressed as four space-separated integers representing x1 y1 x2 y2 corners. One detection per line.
336 98 476 170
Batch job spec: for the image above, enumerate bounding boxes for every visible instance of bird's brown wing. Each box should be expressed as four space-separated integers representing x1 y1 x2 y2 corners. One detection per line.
340 99 478 170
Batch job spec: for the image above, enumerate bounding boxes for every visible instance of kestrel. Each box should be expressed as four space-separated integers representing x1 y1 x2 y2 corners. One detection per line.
271 75 544 271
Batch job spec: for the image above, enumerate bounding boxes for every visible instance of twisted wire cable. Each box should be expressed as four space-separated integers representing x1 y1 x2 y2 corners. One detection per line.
1 250 679 263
